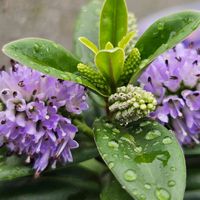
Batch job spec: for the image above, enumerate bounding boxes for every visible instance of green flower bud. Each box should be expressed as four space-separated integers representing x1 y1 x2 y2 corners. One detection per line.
125 13 138 56
77 63 110 93
108 85 157 126
118 48 141 86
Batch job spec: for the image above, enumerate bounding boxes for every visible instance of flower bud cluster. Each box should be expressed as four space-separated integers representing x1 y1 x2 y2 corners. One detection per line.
77 63 109 93
118 48 141 86
109 85 157 125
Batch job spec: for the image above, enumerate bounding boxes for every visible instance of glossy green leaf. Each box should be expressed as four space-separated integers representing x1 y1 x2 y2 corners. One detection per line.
79 37 99 54
130 10 200 84
0 155 32 181
74 0 102 64
99 0 128 48
0 166 100 200
94 118 186 200
95 48 124 89
2 38 108 97
100 179 132 200
2 38 79 73
118 31 135 49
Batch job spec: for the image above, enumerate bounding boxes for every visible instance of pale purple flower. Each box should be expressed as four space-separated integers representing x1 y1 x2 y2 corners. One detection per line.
139 43 200 145
0 61 88 174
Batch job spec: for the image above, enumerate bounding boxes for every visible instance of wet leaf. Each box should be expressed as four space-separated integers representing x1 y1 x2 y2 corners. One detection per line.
130 10 200 84
94 118 186 200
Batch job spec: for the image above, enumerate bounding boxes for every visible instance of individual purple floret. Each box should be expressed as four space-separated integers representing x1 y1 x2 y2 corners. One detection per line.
0 61 88 175
139 43 200 145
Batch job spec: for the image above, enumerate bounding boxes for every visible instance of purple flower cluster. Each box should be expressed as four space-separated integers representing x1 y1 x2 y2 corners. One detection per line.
139 44 200 145
0 61 88 174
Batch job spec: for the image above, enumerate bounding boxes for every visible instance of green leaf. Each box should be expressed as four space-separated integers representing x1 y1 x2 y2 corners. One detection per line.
130 10 200 84
118 31 135 49
99 0 128 48
100 179 132 200
2 38 108 97
0 166 100 200
95 48 124 89
73 0 102 64
94 118 186 200
79 37 99 54
2 38 79 73
0 154 32 181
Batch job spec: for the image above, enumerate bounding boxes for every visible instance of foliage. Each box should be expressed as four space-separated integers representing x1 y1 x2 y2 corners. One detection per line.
2 0 200 199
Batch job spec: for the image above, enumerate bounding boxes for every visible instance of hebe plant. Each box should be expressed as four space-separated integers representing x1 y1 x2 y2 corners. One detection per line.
2 0 200 199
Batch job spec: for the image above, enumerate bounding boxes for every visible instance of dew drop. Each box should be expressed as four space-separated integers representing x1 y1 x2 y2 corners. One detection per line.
132 189 138 195
170 167 176 172
103 136 109 140
108 141 119 149
140 121 151 127
145 130 161 140
124 169 137 182
144 183 151 190
155 188 171 200
162 137 172 145
112 128 120 134
124 155 130 159
44 68 50 73
168 180 176 187
139 194 146 200
105 123 113 129
157 22 165 30
108 162 114 169
134 146 143 153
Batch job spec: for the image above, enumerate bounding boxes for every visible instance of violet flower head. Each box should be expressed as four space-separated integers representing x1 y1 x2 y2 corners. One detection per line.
0 61 88 174
139 44 200 145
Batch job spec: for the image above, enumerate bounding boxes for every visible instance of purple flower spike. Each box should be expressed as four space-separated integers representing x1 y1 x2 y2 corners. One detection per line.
0 61 88 174
139 43 200 145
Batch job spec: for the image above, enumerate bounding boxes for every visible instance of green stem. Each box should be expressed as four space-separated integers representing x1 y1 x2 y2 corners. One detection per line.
73 119 94 139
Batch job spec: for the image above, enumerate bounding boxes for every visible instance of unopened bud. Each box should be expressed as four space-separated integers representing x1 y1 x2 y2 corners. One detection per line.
109 85 157 125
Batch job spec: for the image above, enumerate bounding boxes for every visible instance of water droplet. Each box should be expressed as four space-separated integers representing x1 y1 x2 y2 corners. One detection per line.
155 188 171 200
157 22 165 30
44 68 50 73
144 183 151 190
162 137 172 145
102 154 108 159
108 162 114 169
33 44 40 53
105 123 113 129
124 155 130 159
124 169 137 182
108 141 119 149
103 136 109 140
112 128 120 134
139 194 146 200
168 180 176 187
140 121 151 127
134 146 143 153
170 167 176 172
145 130 161 140
132 189 138 195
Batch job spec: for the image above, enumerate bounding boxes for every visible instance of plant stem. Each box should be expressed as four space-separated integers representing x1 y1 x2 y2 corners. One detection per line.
73 119 94 139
